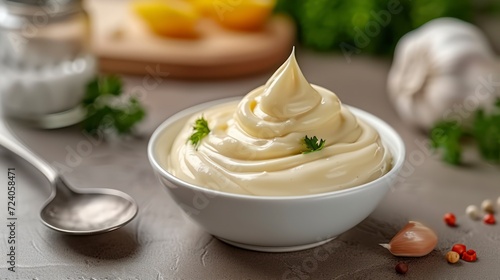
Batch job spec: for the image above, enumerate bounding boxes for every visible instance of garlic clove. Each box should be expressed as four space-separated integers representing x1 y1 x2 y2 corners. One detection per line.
380 221 438 257
481 199 495 214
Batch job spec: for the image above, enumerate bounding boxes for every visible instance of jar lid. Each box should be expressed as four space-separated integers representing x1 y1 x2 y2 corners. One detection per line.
4 0 79 7
0 0 83 29
1 0 82 18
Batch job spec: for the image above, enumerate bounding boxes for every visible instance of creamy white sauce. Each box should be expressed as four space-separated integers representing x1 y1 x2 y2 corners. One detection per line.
168 50 392 196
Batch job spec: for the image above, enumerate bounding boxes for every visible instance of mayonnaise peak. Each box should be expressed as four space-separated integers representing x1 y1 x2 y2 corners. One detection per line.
168 49 393 196
260 50 321 119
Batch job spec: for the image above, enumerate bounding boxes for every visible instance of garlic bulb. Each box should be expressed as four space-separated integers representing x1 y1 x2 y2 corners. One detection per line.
380 221 438 257
388 18 500 130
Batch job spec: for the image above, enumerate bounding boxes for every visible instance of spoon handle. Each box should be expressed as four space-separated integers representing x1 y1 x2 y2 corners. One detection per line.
0 117 58 184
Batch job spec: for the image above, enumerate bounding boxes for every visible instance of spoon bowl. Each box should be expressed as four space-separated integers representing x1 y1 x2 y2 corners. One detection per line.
40 178 138 234
0 116 138 235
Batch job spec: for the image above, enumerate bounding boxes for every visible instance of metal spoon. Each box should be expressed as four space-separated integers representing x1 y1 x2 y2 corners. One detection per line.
0 116 138 235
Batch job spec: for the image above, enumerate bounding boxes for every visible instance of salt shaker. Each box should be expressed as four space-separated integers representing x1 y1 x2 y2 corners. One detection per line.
0 0 96 128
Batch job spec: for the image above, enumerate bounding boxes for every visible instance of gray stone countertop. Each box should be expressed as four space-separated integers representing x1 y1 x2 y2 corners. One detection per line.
1 50 499 279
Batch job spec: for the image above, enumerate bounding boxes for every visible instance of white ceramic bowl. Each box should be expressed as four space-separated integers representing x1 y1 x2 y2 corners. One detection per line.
148 97 405 252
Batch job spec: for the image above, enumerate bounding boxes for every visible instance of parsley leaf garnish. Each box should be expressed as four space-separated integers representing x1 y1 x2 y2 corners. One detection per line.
189 117 210 149
82 75 146 135
302 135 326 154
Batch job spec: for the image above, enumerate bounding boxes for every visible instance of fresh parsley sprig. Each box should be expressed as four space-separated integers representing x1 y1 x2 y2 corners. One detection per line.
473 100 500 163
430 121 463 165
82 75 146 135
302 135 326 154
189 116 210 149
430 99 500 165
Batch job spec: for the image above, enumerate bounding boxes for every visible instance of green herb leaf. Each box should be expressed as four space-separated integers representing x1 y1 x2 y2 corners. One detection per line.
82 76 145 135
100 75 122 96
473 106 500 163
430 98 500 165
189 117 210 149
274 0 472 54
429 120 463 165
302 135 326 154
111 97 146 134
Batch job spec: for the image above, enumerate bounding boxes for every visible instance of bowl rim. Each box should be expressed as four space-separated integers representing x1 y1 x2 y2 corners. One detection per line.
148 96 406 201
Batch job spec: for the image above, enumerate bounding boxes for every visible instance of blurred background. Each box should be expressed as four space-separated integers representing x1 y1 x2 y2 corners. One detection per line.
0 0 499 135
275 0 500 54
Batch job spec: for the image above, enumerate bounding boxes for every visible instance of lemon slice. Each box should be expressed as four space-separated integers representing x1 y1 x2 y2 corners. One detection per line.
133 0 200 38
209 0 276 31
187 0 212 16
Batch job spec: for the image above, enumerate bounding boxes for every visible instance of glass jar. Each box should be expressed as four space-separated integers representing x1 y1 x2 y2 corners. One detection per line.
0 0 96 128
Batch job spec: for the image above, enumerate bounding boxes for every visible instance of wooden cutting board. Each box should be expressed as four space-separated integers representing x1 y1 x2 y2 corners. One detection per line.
85 0 296 79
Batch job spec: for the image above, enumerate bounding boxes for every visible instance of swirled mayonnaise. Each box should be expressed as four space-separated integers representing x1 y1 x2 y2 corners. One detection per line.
168 50 392 196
